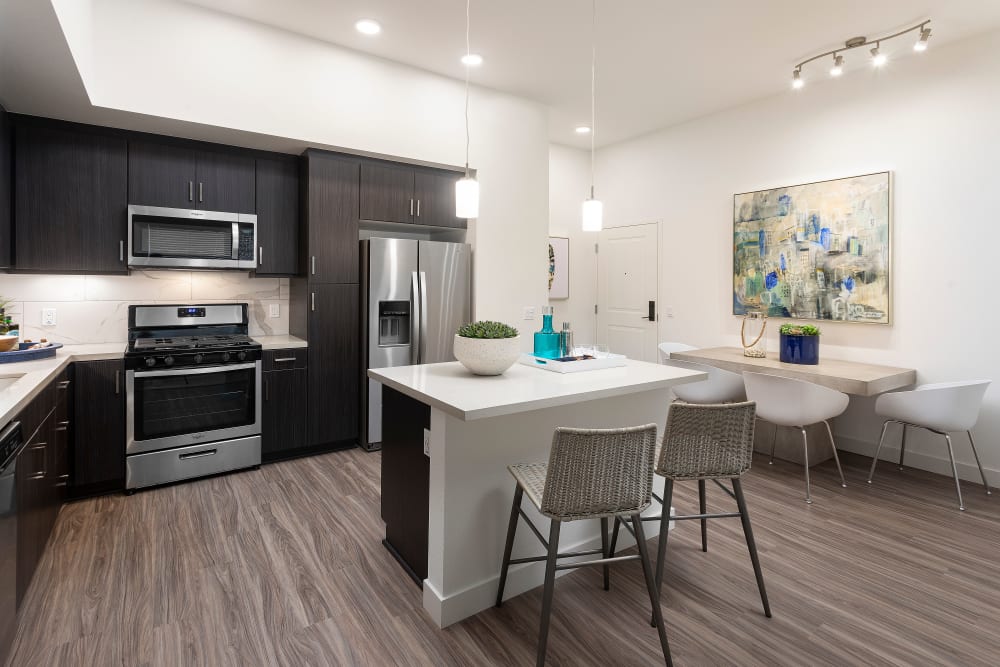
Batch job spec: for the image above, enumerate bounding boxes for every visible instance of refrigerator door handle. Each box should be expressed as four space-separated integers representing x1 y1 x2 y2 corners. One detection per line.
418 271 428 365
410 271 421 365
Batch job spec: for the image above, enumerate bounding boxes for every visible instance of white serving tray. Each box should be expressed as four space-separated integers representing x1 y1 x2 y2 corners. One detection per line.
519 353 627 373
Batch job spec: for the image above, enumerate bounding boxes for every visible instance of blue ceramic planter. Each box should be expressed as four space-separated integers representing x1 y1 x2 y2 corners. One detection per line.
779 333 819 365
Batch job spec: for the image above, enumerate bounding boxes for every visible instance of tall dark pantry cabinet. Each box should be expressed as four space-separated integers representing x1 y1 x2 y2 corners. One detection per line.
289 150 361 451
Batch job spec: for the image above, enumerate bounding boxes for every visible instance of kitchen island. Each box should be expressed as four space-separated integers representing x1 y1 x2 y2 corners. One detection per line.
368 359 705 628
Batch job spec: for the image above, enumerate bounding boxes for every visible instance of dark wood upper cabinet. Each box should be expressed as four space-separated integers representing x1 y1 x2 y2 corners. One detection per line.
196 150 255 213
255 156 299 275
307 283 359 447
414 168 462 228
127 140 198 209
14 122 128 273
304 151 360 284
0 103 11 268
72 359 125 497
360 161 415 224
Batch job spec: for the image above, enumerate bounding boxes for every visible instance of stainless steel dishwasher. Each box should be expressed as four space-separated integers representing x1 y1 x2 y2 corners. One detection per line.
0 420 24 664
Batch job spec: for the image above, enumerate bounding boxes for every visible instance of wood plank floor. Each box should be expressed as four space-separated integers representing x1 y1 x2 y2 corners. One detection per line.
7 448 999 666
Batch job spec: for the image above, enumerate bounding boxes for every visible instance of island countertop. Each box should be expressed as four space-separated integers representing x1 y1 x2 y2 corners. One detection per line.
368 359 706 421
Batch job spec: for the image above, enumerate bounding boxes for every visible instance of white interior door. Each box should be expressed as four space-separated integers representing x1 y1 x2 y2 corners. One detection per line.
597 223 659 361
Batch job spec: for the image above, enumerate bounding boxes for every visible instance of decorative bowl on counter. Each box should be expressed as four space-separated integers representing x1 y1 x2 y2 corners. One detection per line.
454 321 521 376
0 342 63 363
0 335 17 353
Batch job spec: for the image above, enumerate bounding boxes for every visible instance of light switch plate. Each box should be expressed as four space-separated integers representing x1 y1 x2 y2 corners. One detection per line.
664 306 675 319
523 306 536 320
423 429 431 457
41 308 57 326
269 304 280 318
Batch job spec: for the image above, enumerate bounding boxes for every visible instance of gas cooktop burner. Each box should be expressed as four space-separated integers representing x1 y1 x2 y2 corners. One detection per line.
131 334 257 352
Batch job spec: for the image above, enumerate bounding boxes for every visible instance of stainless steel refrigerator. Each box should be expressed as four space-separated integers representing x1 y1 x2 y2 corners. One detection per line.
361 238 472 450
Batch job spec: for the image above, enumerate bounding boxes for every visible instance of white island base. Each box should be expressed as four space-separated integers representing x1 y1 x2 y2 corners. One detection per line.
369 359 705 628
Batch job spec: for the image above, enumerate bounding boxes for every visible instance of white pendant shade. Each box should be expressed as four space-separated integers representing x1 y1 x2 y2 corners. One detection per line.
582 197 603 232
455 176 480 218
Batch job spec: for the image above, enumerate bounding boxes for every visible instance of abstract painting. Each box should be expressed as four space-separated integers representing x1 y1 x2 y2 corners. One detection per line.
548 237 569 300
733 172 891 324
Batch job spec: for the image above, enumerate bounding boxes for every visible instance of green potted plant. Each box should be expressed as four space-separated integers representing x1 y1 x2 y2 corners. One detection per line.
454 321 521 375
779 323 821 365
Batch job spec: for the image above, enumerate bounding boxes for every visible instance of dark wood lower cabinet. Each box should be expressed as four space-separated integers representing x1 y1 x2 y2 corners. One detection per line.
380 387 430 584
262 362 308 462
71 359 125 497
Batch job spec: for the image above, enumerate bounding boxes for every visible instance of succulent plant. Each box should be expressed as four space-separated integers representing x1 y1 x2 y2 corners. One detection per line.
457 321 519 339
780 323 821 336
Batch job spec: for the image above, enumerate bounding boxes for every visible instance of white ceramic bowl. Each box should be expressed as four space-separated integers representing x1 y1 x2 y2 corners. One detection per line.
453 335 521 376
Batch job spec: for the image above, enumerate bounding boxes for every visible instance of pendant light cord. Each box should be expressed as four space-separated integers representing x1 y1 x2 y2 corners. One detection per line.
589 0 596 198
464 0 471 176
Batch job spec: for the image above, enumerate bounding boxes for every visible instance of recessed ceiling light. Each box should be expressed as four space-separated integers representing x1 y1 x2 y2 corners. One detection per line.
461 53 483 66
355 19 381 35
575 125 592 134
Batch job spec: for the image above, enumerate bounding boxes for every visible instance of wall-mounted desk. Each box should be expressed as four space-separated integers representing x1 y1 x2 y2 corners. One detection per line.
670 347 917 466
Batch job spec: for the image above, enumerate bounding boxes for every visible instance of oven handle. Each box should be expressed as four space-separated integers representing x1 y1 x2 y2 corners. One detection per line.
179 449 217 460
133 361 259 378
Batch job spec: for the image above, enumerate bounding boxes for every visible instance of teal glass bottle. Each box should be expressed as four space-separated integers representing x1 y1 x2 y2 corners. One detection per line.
533 306 561 359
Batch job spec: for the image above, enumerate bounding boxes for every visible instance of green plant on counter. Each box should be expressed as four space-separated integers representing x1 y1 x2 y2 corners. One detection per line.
457 321 519 339
779 323 821 336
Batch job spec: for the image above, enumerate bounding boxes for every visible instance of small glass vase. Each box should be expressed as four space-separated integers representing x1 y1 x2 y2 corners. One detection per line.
533 307 561 359
741 312 767 358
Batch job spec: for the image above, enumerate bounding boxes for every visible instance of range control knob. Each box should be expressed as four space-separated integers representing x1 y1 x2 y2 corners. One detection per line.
237 351 247 362
144 357 156 368
221 352 231 362
193 354 204 364
163 356 174 367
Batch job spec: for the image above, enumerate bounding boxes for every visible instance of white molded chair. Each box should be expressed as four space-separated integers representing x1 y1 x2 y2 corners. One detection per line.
743 372 849 503
663 359 746 404
657 342 696 363
868 380 992 511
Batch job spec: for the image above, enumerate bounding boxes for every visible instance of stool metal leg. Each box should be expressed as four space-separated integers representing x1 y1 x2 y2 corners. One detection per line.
769 423 778 464
867 420 891 483
495 485 523 607
732 478 771 618
823 421 847 488
801 427 812 504
609 516 621 557
633 515 673 667
898 423 908 470
536 520 561 667
698 479 708 552
600 517 610 591
944 434 966 511
654 479 675 618
967 431 992 495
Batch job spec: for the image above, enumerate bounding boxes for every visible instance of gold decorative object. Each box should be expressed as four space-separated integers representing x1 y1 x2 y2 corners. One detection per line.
741 312 767 358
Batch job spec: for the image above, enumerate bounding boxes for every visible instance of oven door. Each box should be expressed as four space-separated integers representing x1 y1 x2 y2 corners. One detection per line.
126 361 261 454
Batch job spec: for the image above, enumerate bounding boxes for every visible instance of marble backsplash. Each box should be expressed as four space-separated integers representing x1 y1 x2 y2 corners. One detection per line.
0 271 290 344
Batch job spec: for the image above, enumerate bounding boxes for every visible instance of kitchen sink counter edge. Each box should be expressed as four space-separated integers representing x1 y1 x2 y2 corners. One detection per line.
254 334 308 350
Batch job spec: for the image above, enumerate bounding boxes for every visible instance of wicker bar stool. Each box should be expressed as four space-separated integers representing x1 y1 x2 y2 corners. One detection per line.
609 402 771 621
495 424 672 667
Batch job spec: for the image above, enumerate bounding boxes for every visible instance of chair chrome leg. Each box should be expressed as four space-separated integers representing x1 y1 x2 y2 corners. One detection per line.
898 423 908 470
967 431 992 495
496 485 523 607
698 479 708 552
944 434 965 511
609 516 621 557
732 478 771 618
769 423 778 464
654 480 675 608
600 517 610 591
867 420 891 484
536 520 562 667
801 427 812 504
633 515 673 666
823 420 847 488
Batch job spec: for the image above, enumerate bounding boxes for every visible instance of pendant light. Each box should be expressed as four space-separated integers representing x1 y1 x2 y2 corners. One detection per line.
455 0 480 218
581 0 602 232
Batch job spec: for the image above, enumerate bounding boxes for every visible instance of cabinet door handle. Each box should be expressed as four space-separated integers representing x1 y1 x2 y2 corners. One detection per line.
311 292 316 311
416 199 421 217
189 181 194 202
198 182 204 203
115 369 121 395
58 380 71 390
410 199 414 216
272 357 296 363
259 246 264 267
119 240 125 262
311 256 316 275
28 443 46 479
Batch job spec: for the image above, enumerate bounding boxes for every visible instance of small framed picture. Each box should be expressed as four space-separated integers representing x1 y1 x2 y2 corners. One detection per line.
548 236 569 300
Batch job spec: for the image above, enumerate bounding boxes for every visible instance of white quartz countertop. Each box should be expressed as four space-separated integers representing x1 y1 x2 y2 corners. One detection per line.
0 343 126 428
254 335 308 350
368 359 706 421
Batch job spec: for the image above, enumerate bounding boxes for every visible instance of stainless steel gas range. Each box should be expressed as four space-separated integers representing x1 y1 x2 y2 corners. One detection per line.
124 304 262 491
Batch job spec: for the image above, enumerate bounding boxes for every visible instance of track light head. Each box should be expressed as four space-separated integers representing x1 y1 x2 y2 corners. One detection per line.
870 43 887 67
914 27 931 51
792 68 804 89
830 54 844 77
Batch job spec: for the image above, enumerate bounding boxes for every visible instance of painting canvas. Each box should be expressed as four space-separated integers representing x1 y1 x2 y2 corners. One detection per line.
733 172 891 324
548 237 569 300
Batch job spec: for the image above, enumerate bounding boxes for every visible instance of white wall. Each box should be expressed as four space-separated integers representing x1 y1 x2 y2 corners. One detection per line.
571 28 1000 481
547 144 597 344
47 0 550 346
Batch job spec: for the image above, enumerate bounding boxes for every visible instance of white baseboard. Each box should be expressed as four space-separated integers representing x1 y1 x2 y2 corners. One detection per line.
836 435 997 485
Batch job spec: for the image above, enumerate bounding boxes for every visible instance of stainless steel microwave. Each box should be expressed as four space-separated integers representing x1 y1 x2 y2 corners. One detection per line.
127 205 257 270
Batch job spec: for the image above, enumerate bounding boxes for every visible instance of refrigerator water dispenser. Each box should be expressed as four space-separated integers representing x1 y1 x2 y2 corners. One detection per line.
378 301 410 346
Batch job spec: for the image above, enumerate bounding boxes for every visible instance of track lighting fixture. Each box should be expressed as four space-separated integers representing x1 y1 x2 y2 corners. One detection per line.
790 20 930 89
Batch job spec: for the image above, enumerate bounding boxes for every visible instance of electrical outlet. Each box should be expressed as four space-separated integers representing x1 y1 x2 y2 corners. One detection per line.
523 306 536 320
423 429 431 457
269 304 280 318
41 308 57 326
